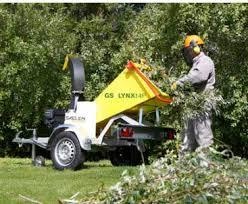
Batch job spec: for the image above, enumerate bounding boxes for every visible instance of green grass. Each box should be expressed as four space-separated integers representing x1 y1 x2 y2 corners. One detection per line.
0 158 136 204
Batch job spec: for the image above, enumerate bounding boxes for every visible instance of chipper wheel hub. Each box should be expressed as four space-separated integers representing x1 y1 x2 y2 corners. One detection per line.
55 138 76 166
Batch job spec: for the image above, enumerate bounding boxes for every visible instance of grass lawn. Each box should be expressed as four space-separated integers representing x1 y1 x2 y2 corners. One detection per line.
0 158 136 204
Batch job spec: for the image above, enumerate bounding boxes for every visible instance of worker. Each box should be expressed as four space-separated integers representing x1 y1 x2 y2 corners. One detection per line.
171 35 216 155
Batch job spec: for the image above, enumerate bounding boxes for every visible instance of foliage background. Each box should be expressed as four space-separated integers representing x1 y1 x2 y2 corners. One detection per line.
0 3 247 157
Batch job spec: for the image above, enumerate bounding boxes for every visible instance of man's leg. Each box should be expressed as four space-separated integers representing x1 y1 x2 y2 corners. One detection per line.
193 113 214 148
180 117 198 156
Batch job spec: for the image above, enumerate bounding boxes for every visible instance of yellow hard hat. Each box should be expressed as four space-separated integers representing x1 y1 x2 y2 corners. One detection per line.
184 35 204 48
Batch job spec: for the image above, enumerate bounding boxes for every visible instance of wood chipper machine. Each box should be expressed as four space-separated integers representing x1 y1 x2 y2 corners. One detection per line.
13 56 175 170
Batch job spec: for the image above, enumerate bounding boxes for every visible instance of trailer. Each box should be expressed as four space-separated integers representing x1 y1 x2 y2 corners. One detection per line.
13 56 175 170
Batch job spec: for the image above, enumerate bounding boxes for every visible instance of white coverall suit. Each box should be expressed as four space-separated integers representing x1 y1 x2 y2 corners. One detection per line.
176 52 216 152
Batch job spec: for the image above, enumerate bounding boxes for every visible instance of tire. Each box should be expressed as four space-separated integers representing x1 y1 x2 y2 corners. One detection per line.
33 155 45 167
109 146 146 166
50 131 85 170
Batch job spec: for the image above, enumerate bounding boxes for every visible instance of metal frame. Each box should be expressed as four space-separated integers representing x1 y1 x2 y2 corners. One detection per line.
12 129 49 162
95 114 142 144
12 108 161 163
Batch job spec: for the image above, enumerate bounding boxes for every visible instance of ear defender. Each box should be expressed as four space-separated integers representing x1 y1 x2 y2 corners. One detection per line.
190 40 201 54
193 46 200 54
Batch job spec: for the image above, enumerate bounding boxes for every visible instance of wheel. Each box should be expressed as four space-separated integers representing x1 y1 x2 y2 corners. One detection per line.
33 155 45 167
109 146 146 166
50 131 85 170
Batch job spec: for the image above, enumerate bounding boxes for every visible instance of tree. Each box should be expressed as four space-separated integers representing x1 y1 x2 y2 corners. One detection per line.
101 3 248 157
0 4 76 155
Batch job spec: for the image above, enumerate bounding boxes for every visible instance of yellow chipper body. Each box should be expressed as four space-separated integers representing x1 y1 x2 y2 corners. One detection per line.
13 57 175 170
95 61 172 125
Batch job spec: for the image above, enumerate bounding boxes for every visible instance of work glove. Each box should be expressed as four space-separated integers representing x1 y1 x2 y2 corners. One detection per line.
171 82 177 91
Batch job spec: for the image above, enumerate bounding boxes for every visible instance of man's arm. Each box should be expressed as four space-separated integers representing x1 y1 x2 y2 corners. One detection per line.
177 60 213 87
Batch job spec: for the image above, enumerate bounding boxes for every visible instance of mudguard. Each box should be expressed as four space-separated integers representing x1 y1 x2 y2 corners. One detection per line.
48 124 91 151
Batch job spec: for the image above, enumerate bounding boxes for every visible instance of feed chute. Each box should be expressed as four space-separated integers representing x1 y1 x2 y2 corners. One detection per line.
94 61 172 124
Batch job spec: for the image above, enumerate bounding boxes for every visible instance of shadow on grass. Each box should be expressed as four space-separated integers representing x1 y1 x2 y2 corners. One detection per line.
82 160 114 169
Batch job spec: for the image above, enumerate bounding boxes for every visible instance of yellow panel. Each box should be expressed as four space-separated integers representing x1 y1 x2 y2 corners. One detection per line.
94 68 155 123
94 64 172 123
